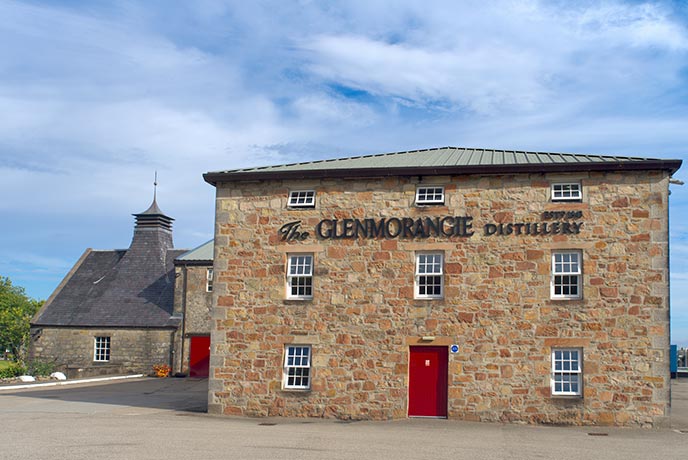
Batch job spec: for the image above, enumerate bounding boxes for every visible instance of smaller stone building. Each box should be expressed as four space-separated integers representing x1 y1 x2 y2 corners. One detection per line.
173 240 214 377
30 198 212 378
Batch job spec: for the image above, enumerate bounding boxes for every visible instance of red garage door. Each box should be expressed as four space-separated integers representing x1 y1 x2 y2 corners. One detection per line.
408 346 448 417
189 335 210 378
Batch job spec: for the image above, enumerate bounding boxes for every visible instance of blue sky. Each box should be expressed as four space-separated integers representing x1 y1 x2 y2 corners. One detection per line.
2 0 688 344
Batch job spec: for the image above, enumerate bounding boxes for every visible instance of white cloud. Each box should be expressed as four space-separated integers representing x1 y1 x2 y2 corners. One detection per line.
300 34 546 114
296 1 688 115
568 2 688 51
291 93 378 127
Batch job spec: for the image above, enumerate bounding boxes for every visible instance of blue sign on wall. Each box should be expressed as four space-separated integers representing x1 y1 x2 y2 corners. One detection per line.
671 344 678 374
450 344 459 353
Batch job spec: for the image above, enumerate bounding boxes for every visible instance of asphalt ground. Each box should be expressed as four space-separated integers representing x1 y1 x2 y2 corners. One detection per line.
1 377 687 460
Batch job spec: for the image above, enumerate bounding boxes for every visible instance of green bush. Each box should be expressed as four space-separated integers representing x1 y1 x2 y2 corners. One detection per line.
26 360 56 377
0 362 26 378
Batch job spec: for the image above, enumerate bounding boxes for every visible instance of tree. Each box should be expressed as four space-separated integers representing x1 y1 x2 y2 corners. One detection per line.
0 277 43 362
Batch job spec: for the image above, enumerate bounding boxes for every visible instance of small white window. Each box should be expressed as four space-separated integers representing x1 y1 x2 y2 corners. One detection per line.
287 254 313 299
551 183 581 201
206 268 213 292
94 336 111 362
415 252 444 299
283 345 311 389
551 348 582 396
551 251 582 299
415 186 445 205
288 190 316 208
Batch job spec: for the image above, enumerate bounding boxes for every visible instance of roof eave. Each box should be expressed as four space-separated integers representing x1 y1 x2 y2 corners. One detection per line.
30 324 178 329
203 159 683 186
173 259 213 266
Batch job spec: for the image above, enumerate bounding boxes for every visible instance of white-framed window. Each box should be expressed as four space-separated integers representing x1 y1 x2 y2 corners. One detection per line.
94 336 111 362
551 251 582 299
287 254 313 299
288 190 316 208
551 182 582 201
415 186 445 205
415 252 444 299
551 348 582 396
283 345 311 389
206 268 213 292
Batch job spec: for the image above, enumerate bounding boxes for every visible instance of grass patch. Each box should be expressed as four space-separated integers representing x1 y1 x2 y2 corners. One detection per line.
0 360 26 378
0 360 11 371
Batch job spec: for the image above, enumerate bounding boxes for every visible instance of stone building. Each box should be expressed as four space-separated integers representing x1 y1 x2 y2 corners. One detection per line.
30 198 212 378
203 146 681 427
173 239 214 377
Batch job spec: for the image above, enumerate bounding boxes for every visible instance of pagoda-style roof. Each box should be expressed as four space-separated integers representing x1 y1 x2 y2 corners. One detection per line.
133 198 174 231
33 198 185 328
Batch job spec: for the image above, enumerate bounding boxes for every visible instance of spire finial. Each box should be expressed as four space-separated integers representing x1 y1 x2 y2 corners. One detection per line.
153 171 158 202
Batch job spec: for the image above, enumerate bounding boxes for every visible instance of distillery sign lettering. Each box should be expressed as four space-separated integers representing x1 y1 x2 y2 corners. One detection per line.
279 211 583 242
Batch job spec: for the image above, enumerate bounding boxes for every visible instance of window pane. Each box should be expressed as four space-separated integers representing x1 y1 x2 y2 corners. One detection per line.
416 187 444 204
552 183 581 200
284 346 311 389
288 254 314 298
289 191 315 207
94 336 110 362
416 253 443 298
552 348 582 395
552 252 581 298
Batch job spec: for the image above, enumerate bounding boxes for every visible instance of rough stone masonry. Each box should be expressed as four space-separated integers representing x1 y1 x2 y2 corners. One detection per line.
209 169 672 427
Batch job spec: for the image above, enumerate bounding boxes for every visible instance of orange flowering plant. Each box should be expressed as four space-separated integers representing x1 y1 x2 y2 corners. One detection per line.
152 364 171 378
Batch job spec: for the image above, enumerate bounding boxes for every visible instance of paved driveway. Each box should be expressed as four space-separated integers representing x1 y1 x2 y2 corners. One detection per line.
1 378 686 460
671 377 688 430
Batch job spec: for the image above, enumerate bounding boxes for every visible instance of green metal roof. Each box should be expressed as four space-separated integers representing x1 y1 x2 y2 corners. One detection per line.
204 146 681 185
175 239 213 264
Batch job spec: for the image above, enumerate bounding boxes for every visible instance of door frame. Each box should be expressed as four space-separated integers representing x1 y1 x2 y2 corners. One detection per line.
407 345 449 418
188 334 211 378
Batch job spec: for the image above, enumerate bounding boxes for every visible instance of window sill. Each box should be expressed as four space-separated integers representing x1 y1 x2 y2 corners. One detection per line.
283 298 314 304
550 394 583 402
549 297 583 302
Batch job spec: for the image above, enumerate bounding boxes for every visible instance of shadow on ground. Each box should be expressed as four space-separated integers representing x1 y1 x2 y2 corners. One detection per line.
3 377 208 413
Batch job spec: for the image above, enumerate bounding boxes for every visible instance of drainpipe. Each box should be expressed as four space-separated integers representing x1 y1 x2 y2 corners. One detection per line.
179 265 188 375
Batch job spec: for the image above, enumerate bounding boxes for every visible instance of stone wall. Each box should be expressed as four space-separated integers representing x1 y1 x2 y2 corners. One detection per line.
30 327 174 378
173 264 213 374
209 170 671 427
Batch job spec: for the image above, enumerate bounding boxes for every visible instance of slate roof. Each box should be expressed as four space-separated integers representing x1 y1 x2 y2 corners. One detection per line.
33 201 187 328
204 146 682 184
175 239 213 265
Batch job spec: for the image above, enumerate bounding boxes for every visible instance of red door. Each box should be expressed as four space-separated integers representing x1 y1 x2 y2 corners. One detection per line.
189 335 211 378
408 346 448 417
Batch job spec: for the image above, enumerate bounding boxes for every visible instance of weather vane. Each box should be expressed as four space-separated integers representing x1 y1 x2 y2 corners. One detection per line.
154 171 158 201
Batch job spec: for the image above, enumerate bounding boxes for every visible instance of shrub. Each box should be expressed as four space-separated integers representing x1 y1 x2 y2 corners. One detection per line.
26 360 56 377
0 362 26 378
